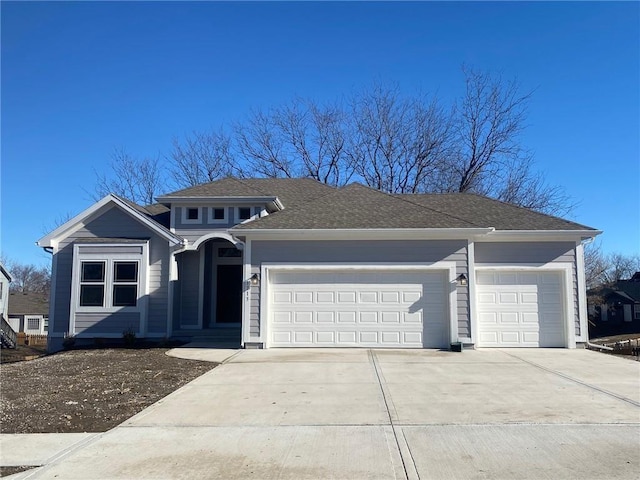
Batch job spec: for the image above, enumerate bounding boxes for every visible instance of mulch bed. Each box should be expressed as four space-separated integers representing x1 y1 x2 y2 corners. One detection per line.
0 346 216 434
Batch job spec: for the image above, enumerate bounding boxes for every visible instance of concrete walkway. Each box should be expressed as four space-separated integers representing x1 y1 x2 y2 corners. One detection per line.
3 348 639 479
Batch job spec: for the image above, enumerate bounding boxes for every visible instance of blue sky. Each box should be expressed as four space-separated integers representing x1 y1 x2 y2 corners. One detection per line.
2 1 639 267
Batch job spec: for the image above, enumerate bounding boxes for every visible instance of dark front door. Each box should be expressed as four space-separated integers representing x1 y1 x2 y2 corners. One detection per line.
216 264 242 323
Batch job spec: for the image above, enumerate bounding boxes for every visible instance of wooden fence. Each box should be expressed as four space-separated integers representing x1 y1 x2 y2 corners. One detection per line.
16 332 48 347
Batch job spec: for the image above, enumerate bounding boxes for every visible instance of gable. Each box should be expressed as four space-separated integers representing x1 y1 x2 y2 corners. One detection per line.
38 195 183 248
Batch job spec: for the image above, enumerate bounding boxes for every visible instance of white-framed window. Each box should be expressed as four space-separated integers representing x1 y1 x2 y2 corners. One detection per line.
43 316 49 332
235 206 254 223
27 317 41 331
78 260 139 308
208 207 228 224
71 244 146 314
181 207 202 224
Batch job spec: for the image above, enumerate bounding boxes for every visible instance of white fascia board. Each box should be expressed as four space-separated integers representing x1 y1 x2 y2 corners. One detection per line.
476 230 602 242
37 194 184 248
234 228 493 241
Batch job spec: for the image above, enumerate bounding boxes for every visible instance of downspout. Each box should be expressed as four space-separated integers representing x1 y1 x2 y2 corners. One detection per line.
579 237 613 351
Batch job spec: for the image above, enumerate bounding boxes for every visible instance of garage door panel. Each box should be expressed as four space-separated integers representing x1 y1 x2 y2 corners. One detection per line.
337 291 356 303
381 311 401 323
317 312 334 323
499 292 519 304
269 270 448 348
477 270 565 348
337 312 356 324
521 292 538 304
273 291 292 304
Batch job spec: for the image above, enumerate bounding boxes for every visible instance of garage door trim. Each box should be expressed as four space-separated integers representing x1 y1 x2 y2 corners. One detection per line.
473 263 575 348
260 262 458 348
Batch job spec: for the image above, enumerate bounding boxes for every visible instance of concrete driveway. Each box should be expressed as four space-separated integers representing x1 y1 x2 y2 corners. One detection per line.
16 349 640 479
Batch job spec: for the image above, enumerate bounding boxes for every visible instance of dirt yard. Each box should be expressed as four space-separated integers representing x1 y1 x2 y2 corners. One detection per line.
0 346 216 434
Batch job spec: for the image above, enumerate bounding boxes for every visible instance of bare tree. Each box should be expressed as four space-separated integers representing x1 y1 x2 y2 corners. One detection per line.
170 130 236 188
4 260 51 295
585 242 640 288
93 148 166 205
495 156 574 216
235 109 296 179
439 67 571 215
348 83 452 193
234 99 354 185
90 67 572 215
584 242 610 289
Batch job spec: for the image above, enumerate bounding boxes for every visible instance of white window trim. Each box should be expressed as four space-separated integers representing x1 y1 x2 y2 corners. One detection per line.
70 243 148 336
257 262 458 348
181 207 202 225
234 206 255 224
25 316 43 334
207 207 229 224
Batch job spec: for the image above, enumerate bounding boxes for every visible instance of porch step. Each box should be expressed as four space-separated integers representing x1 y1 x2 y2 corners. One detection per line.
171 328 241 347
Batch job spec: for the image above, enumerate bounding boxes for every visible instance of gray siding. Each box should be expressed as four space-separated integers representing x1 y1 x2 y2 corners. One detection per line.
174 250 200 327
75 312 140 335
250 239 468 342
475 242 579 337
51 205 171 337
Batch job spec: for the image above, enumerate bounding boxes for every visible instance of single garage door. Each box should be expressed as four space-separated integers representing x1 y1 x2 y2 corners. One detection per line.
268 270 448 348
476 270 565 347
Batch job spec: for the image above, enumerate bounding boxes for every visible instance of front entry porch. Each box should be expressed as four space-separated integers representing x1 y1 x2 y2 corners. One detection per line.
171 238 244 346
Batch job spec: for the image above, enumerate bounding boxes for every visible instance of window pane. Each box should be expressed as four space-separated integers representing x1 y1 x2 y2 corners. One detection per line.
113 285 137 307
80 285 104 306
27 318 40 330
213 208 225 220
238 207 251 219
114 262 138 282
187 208 199 220
82 262 105 282
218 247 242 258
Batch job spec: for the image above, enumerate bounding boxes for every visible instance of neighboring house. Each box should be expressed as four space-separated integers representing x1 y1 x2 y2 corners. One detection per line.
0 263 11 320
37 177 600 352
588 273 640 336
7 292 50 335
0 264 15 348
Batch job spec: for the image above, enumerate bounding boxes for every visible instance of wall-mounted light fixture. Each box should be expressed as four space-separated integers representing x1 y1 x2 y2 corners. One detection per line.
456 273 468 286
250 273 260 286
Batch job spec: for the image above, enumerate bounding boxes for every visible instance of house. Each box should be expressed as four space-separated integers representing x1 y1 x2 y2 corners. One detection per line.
7 292 50 335
37 177 600 352
588 273 640 337
0 263 11 320
0 263 15 348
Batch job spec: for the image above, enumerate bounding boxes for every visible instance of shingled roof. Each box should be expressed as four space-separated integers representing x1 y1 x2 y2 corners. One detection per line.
159 177 335 209
8 292 49 316
399 193 595 231
233 183 481 230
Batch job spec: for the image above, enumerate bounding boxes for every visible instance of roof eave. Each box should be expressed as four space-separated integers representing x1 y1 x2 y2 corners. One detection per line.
232 227 494 240
156 195 279 204
480 229 603 242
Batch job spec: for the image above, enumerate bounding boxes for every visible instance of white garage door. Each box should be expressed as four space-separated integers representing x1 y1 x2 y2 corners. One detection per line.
476 270 565 347
268 270 448 348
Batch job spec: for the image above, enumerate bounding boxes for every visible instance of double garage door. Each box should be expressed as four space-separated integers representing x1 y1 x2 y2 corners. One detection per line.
268 270 449 348
476 270 566 347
